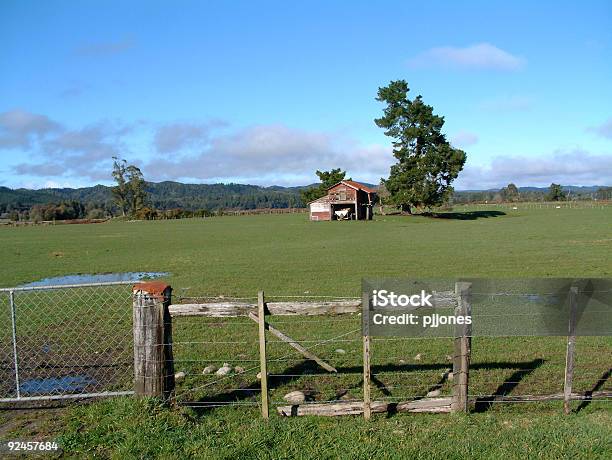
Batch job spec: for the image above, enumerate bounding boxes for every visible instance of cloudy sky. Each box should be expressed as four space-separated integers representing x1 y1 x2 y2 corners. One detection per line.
1 1 611 190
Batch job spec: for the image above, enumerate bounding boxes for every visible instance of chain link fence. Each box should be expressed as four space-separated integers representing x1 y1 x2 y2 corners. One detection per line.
0 282 134 403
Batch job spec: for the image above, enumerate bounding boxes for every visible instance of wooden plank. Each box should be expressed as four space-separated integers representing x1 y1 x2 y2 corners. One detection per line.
169 293 456 317
564 286 578 415
248 312 337 373
363 334 371 420
474 391 611 403
257 291 269 419
277 397 452 417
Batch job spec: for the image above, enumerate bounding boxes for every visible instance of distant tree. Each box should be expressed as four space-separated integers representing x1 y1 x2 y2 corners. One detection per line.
111 158 130 216
595 187 612 201
501 183 520 202
547 183 566 201
112 157 149 216
300 168 350 204
375 80 466 213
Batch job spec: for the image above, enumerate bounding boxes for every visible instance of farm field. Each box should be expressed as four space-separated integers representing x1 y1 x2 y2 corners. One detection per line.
0 205 611 458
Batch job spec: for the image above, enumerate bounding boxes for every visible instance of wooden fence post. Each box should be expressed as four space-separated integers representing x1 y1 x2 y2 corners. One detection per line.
564 286 578 414
363 335 371 419
257 291 270 419
363 291 371 419
132 281 175 399
452 282 472 413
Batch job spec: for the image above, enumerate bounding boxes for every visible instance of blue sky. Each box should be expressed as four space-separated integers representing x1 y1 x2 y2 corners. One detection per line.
1 0 611 189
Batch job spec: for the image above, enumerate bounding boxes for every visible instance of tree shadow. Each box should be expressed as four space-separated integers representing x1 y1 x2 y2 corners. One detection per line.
575 368 611 413
473 358 545 412
423 210 506 220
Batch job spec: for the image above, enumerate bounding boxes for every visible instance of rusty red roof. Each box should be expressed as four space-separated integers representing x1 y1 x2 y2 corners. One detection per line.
328 180 377 194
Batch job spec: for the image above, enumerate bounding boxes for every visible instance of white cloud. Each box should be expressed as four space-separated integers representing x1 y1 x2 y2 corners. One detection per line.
146 124 393 185
451 131 479 148
587 118 612 140
408 43 525 71
0 109 62 149
456 148 612 189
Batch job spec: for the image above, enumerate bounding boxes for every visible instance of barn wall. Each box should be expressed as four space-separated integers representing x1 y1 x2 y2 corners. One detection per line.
328 184 357 201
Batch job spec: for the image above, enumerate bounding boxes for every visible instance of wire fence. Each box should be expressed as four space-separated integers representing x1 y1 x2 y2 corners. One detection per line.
167 293 611 415
0 282 134 403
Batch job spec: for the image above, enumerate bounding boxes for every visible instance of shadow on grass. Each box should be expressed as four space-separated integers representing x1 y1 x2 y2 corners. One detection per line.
183 359 545 416
423 210 506 220
473 358 545 412
575 368 611 413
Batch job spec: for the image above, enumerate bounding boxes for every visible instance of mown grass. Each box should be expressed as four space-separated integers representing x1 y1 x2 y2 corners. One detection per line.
0 205 611 458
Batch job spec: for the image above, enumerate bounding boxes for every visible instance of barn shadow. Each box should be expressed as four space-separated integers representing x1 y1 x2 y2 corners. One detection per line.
183 359 544 416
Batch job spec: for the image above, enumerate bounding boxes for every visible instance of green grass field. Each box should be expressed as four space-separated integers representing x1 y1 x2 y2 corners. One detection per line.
0 205 611 458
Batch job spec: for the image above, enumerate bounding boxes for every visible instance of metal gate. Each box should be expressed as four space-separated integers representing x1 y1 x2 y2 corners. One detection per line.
0 282 134 403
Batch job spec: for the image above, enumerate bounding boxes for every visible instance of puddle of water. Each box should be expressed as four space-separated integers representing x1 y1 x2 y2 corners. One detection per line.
19 272 168 288
20 375 96 395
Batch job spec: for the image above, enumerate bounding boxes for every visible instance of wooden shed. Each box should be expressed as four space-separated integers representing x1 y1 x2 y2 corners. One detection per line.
309 180 377 221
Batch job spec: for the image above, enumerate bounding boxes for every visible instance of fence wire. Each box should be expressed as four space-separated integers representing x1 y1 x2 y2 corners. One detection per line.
0 282 134 402
168 294 611 414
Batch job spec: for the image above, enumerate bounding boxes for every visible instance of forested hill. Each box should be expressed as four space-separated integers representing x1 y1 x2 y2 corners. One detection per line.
0 181 307 212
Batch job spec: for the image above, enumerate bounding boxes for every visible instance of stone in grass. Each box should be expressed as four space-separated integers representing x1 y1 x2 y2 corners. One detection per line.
335 349 346 354
256 372 262 380
202 365 217 375
234 366 245 374
284 390 306 404
175 371 186 382
216 363 232 376
445 355 453 362
414 353 422 361
426 389 441 397
447 372 454 381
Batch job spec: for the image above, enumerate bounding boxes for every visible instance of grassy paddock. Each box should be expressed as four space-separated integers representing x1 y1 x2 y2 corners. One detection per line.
0 205 611 458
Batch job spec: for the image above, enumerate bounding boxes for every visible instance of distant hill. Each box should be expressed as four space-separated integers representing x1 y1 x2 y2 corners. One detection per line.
1 181 609 214
0 182 307 212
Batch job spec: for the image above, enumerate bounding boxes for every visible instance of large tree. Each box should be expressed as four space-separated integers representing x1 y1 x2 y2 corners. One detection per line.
501 183 520 202
375 80 466 213
112 157 149 216
546 183 566 201
301 168 350 204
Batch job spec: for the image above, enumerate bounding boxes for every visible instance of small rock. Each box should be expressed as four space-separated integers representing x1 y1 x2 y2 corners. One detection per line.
399 359 406 364
426 389 441 397
202 365 217 375
414 353 422 361
175 371 186 381
284 390 306 404
335 348 346 354
216 363 232 376
234 366 245 374
445 355 453 362
447 372 454 381
256 372 262 380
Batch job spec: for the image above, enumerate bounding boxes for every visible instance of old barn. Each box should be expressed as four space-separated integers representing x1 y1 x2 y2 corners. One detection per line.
309 180 377 221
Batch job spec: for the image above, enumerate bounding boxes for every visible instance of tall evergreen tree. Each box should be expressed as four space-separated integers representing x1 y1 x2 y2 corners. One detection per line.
300 168 350 203
375 80 466 213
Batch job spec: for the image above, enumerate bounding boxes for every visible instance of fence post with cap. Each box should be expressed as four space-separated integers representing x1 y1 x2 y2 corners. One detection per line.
132 281 175 399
